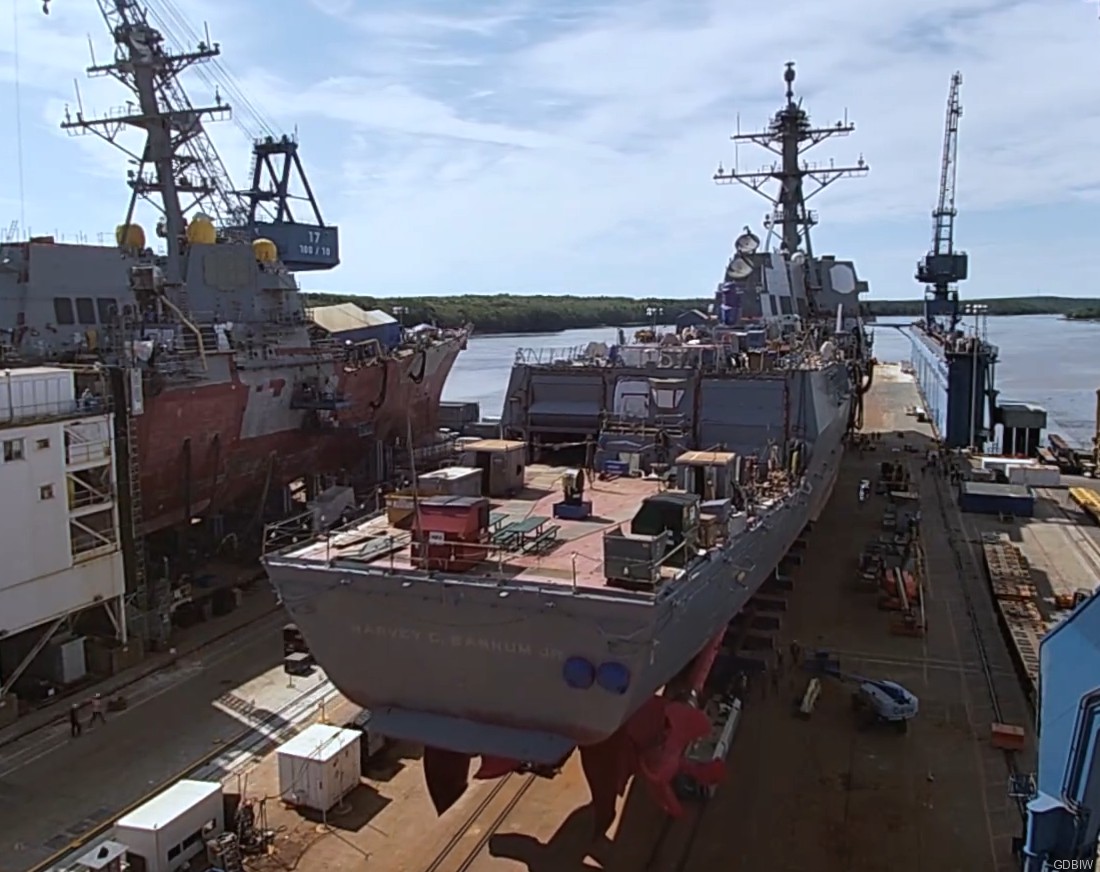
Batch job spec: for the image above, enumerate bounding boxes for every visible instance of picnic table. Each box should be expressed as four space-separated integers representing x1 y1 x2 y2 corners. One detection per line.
489 511 509 531
490 515 559 553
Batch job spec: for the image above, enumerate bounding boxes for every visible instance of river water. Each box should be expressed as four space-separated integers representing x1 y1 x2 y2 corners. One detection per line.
443 315 1100 447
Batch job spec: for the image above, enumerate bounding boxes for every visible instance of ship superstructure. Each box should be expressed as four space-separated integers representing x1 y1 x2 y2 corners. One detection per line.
262 62 873 829
0 1 466 641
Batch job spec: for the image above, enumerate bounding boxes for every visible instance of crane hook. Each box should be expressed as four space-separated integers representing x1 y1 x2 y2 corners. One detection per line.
42 0 51 14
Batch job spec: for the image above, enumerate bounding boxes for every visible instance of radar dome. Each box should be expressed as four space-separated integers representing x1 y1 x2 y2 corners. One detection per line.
115 223 146 249
252 238 278 264
186 216 217 245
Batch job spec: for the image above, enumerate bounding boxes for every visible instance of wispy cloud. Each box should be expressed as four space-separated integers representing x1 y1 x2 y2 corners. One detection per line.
2 0 1098 297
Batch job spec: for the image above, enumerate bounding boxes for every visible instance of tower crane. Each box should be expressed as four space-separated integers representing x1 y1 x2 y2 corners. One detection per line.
917 72 968 333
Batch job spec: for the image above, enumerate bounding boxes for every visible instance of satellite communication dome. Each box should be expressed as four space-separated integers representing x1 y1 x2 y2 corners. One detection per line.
735 227 760 254
726 256 753 280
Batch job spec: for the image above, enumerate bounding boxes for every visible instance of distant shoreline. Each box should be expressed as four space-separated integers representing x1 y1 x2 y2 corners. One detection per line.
304 292 1100 336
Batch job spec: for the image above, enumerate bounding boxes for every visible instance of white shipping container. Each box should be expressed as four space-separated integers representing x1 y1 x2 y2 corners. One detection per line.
0 367 76 420
114 780 224 872
1008 465 1061 487
277 724 362 813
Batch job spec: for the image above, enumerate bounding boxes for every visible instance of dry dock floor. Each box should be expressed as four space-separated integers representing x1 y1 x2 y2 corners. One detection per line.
243 363 1035 872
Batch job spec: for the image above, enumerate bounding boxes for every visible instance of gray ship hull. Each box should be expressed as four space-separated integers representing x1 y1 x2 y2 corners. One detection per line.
267 391 850 762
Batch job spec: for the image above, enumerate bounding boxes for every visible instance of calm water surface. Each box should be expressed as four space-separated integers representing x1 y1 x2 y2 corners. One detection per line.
443 315 1100 446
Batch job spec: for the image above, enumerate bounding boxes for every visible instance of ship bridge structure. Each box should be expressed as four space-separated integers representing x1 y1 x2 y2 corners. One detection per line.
1020 590 1100 869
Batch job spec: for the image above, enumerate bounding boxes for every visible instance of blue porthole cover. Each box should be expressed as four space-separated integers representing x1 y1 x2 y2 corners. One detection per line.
562 656 596 689
596 661 631 695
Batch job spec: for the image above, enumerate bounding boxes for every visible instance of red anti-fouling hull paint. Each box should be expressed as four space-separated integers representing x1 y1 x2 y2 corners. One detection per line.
134 337 462 533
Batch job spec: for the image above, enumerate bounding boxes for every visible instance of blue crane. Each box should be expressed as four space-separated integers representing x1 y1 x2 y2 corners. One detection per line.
917 72 968 334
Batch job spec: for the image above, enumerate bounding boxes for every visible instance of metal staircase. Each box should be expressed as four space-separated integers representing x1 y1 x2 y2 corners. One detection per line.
114 367 169 645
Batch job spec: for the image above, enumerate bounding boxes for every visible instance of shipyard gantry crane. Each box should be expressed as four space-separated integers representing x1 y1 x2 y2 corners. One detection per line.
47 0 337 273
917 72 968 332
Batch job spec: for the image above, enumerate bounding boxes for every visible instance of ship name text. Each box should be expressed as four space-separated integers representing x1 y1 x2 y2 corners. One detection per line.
354 624 564 660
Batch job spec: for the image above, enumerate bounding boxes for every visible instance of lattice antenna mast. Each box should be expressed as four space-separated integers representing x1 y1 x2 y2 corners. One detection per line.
60 0 246 282
714 62 868 259
932 72 962 258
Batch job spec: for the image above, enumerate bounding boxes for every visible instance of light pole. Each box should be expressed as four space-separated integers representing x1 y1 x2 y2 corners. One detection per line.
964 303 987 451
646 306 663 331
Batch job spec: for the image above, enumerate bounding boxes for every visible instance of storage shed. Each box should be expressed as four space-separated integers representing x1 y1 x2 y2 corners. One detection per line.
305 303 402 350
957 481 1035 517
675 308 711 331
459 439 527 497
113 780 224 872
277 724 362 814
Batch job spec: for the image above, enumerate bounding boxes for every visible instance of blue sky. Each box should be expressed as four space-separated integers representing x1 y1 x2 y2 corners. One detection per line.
1 0 1098 301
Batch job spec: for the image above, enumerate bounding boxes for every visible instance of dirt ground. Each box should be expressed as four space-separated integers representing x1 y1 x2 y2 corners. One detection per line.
240 364 1033 872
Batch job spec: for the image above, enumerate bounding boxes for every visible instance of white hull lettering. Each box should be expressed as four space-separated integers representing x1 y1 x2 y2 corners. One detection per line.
354 624 563 660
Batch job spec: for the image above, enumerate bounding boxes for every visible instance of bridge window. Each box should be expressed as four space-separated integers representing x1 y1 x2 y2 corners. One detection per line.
53 297 75 325
96 298 118 323
75 297 96 325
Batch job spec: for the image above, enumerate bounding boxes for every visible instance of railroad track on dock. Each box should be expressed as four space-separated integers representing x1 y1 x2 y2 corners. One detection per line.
932 468 1026 818
422 773 537 872
641 803 708 872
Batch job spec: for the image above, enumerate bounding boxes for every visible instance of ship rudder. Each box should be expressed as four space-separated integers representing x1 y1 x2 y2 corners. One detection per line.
423 746 473 815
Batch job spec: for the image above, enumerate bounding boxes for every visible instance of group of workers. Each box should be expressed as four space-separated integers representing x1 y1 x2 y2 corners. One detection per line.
68 693 107 737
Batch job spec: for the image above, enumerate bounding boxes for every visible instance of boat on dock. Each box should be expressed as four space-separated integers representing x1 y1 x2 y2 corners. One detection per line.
262 62 874 828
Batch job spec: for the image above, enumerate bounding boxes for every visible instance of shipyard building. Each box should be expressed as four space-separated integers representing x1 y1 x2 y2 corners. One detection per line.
0 367 126 723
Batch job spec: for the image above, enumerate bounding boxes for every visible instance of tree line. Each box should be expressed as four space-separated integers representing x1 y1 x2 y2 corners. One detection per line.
303 292 1100 335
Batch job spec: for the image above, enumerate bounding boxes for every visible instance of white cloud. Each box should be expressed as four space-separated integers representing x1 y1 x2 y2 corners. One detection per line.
3 0 1098 298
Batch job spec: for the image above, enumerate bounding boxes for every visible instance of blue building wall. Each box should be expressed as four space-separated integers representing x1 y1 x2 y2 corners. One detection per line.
909 333 949 439
1021 590 1100 869
908 330 994 448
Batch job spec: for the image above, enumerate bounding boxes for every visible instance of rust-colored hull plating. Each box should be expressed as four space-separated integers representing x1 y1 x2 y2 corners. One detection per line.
134 336 463 533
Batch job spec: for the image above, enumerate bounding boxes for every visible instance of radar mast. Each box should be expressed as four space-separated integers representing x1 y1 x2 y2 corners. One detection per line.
714 62 868 261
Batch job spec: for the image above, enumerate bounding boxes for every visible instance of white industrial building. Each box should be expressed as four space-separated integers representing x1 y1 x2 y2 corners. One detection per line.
113 779 225 872
277 723 362 813
0 367 125 701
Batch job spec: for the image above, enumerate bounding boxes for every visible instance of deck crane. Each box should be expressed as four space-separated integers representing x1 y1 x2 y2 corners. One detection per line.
917 72 968 333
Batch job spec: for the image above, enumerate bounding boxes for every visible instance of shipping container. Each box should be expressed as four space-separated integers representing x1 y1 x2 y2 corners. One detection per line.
417 466 482 498
957 481 1035 517
277 724 362 813
0 367 76 421
1007 465 1061 487
459 439 526 498
114 780 224 872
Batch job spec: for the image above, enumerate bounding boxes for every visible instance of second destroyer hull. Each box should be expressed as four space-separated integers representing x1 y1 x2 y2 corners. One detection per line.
133 334 463 532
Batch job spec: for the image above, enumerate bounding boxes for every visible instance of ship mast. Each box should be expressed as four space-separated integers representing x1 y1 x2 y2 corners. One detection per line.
714 63 868 261
60 0 246 283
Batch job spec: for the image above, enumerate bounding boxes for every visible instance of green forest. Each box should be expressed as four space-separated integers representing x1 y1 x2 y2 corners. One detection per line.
303 292 1100 335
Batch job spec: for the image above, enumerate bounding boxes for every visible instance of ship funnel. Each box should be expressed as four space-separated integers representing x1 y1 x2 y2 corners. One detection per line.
727 256 753 280
735 227 760 254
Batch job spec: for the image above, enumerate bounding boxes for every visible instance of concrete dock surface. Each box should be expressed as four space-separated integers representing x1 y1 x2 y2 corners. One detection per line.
15 361 1094 872
0 607 310 872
